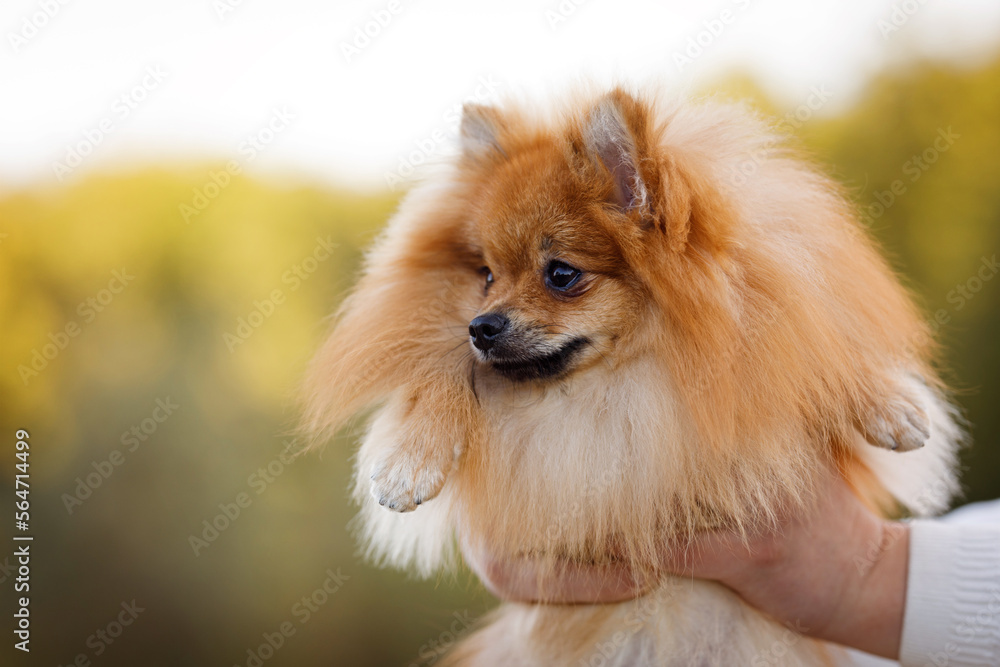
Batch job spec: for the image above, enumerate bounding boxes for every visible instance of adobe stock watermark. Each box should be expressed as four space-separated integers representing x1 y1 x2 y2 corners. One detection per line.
320 275 469 401
340 0 410 64
7 0 72 53
921 586 1000 667
690 299 789 399
544 455 624 550
212 0 247 21
942 255 999 312
579 582 684 667
731 84 834 187
61 397 179 515
854 522 908 576
179 106 295 223
407 611 477 666
860 126 960 227
384 75 503 191
878 0 928 39
900 253 999 373
17 268 134 386
223 235 337 352
672 0 753 72
749 620 810 667
0 555 17 585
51 66 169 181
188 441 298 556
233 567 349 667
56 600 145 667
909 478 958 519
544 0 591 31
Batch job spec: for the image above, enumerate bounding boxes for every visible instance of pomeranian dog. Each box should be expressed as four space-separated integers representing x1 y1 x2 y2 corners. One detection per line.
302 86 963 665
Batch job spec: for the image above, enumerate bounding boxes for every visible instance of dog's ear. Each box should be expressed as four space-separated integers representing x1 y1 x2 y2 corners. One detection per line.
460 104 507 162
583 90 730 253
582 90 658 216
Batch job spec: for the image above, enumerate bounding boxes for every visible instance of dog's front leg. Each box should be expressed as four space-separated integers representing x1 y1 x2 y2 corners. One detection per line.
367 382 471 512
857 370 932 452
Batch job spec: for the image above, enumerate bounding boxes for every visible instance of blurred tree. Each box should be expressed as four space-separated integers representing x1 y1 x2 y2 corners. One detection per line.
0 52 997 666
802 57 1000 503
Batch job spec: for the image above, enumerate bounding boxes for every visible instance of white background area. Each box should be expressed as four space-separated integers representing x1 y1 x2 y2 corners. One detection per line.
1 0 998 192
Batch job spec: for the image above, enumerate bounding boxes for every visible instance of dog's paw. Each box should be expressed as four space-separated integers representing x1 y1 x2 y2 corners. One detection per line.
860 385 931 452
368 440 453 512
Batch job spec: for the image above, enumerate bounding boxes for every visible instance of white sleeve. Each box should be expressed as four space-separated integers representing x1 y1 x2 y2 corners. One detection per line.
898 519 1000 667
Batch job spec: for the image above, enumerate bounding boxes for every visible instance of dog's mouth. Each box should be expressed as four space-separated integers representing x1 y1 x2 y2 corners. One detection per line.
484 337 589 382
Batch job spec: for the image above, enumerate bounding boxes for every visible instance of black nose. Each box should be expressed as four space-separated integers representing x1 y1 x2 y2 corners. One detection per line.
469 313 509 352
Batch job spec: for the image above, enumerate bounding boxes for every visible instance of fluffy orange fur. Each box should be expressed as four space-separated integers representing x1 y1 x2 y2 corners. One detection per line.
301 85 962 665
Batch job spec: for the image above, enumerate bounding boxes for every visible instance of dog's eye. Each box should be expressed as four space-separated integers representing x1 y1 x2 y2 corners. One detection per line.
480 266 494 291
545 261 582 291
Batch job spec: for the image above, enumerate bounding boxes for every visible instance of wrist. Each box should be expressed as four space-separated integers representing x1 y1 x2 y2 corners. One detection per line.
817 520 909 659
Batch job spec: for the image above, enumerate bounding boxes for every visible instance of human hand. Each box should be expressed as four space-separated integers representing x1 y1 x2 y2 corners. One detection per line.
461 469 909 659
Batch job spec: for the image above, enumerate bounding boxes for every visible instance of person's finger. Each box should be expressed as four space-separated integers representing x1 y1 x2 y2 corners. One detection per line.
536 560 650 604
460 531 647 603
471 547 649 604
660 470 847 580
659 530 762 581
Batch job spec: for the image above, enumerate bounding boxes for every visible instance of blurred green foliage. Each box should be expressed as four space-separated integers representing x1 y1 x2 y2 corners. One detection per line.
808 57 1000 502
0 54 998 666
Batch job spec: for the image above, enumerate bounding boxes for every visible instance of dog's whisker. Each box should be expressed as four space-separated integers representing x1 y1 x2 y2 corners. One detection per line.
438 339 471 362
584 338 612 370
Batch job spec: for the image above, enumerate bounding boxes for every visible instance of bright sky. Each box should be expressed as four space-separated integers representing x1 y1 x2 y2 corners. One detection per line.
1 0 998 192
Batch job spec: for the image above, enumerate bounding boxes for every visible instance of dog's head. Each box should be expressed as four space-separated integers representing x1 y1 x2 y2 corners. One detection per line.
460 90 727 384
